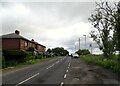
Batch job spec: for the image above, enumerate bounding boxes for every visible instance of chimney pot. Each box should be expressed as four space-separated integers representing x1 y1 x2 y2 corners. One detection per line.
32 39 34 41
15 30 20 35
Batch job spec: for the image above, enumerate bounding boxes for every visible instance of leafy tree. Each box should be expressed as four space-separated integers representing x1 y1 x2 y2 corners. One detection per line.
76 49 90 55
52 47 69 56
114 2 120 57
46 48 52 54
88 1 116 58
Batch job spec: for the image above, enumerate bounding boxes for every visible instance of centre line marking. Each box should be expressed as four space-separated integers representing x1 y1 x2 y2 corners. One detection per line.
64 74 67 78
68 62 71 67
66 70 68 73
16 73 39 86
60 82 64 86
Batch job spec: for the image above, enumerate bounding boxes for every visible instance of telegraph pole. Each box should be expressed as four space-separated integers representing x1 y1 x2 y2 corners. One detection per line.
79 38 80 50
89 44 92 54
83 35 86 49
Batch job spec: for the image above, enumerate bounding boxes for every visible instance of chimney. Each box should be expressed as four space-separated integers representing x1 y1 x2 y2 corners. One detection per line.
15 30 20 35
31 39 34 41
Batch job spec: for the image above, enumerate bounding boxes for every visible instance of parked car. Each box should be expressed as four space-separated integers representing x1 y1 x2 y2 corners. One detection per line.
71 53 79 58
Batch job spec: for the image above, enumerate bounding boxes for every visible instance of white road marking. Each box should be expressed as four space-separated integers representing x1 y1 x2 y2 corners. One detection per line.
51 64 55 67
46 64 55 69
56 61 59 64
68 66 69 69
68 62 71 67
64 74 67 78
46 66 51 69
16 73 39 86
60 82 64 86
66 70 68 73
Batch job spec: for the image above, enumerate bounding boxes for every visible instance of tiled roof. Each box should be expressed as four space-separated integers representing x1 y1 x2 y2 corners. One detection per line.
1 33 46 48
1 33 30 41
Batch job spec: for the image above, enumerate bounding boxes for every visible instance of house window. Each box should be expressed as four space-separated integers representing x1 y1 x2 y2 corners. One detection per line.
25 41 28 47
30 43 32 47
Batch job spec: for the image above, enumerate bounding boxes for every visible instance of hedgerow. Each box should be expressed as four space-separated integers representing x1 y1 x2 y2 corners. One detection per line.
81 55 120 73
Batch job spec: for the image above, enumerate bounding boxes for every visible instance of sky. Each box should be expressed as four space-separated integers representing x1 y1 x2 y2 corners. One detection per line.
0 1 107 54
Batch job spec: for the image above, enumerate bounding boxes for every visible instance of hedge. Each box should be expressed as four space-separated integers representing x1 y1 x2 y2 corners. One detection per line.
2 50 33 61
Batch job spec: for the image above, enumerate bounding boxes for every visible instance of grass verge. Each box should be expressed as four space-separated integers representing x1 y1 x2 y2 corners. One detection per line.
2 56 54 70
81 54 120 73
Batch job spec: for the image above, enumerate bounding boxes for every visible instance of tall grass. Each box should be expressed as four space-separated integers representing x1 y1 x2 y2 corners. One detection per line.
81 55 120 73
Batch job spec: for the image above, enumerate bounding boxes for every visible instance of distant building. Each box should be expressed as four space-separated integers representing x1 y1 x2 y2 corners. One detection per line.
1 30 46 53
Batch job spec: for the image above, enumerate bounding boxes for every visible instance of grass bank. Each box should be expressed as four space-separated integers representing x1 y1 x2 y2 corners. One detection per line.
2 56 54 70
81 55 120 73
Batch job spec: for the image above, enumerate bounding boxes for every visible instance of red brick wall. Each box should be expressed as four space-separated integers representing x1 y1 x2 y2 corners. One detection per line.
20 39 30 50
37 45 46 53
2 39 20 50
20 39 36 50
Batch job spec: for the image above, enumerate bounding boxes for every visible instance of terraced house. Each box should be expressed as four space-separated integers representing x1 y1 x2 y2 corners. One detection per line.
1 30 46 54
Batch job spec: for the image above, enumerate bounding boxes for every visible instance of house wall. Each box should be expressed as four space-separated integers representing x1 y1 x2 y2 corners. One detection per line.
2 39 20 50
37 45 46 53
20 39 36 50
2 38 46 52
20 39 30 50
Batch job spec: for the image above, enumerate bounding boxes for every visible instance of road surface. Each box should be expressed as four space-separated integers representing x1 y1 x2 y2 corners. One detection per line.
3 56 71 85
2 56 120 86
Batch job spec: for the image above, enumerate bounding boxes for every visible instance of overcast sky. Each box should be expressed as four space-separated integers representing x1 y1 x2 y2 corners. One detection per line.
0 1 106 54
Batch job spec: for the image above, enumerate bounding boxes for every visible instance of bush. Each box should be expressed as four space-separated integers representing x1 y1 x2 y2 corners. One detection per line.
3 50 27 60
26 60 36 64
2 50 34 68
81 55 120 73
35 54 43 59
27 47 34 52
2 56 6 68
2 50 33 61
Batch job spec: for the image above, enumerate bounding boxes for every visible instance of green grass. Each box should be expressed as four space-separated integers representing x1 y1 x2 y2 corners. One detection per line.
2 56 54 69
81 54 120 73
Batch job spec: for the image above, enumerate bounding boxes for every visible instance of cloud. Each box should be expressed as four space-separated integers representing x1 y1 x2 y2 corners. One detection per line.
1 2 102 54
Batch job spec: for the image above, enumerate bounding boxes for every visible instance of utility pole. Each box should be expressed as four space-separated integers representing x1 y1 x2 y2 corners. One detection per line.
78 38 80 50
89 44 92 54
83 35 86 49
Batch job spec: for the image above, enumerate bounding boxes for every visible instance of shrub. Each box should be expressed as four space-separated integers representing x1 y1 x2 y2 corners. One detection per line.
27 47 34 52
26 51 33 57
2 56 6 68
2 50 28 61
35 55 42 59
81 55 120 73
26 60 36 64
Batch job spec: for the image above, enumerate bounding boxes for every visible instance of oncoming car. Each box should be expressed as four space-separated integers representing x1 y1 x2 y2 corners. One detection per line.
71 53 79 58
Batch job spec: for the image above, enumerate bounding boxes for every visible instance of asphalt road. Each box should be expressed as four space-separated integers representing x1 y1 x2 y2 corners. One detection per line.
2 56 120 86
2 56 71 85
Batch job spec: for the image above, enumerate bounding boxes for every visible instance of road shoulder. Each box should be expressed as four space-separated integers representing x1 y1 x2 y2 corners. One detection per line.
64 58 120 85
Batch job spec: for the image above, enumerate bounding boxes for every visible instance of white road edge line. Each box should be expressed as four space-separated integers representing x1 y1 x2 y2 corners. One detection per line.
15 73 40 86
64 74 67 78
60 82 64 86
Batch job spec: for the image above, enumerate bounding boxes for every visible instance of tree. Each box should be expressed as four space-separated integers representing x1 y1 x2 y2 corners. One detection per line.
76 49 90 55
52 47 69 56
46 48 52 54
88 1 116 58
114 2 120 57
